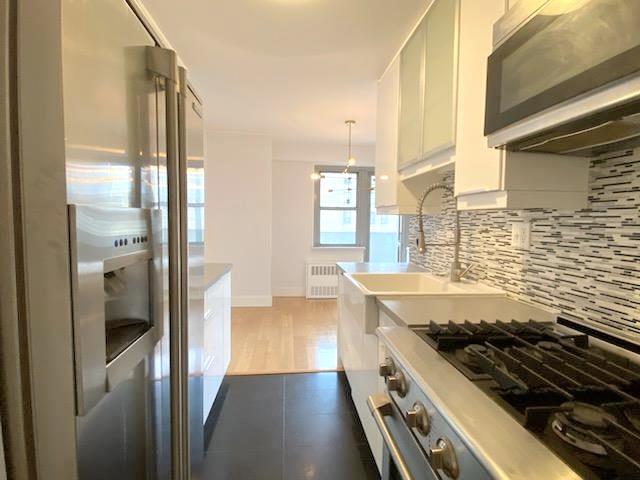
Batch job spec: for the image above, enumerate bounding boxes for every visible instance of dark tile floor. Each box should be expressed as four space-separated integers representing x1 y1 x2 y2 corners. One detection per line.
202 372 380 480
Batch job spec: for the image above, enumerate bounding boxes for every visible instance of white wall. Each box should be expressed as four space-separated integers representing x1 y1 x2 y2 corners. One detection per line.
271 141 375 296
204 136 376 303
205 132 273 306
272 140 376 166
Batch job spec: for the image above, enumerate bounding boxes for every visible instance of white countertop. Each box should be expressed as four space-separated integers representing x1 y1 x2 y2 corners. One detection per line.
202 263 232 289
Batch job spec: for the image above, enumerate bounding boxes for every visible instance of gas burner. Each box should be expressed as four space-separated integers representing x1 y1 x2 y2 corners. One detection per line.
464 344 488 357
552 403 621 456
563 402 617 429
537 341 561 352
458 344 491 371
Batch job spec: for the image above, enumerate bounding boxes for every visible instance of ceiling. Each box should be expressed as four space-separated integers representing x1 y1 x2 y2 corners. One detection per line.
142 0 427 144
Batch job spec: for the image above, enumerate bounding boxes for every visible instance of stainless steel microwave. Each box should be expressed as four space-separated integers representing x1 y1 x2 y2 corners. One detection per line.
485 0 640 157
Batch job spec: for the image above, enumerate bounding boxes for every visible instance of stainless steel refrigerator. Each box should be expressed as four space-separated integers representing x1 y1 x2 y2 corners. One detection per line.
62 0 205 478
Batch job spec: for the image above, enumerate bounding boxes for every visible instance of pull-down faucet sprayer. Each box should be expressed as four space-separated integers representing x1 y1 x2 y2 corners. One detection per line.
416 183 464 282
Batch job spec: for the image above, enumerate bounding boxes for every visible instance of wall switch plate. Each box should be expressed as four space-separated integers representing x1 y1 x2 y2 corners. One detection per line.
511 222 531 249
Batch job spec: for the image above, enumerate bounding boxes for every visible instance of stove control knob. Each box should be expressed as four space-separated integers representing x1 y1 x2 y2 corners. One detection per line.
378 357 396 378
430 437 459 479
386 370 407 397
405 402 430 436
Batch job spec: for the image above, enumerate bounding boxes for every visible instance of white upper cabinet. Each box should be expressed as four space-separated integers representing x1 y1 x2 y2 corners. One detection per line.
397 21 425 169
375 57 425 213
375 0 591 212
421 0 458 159
397 0 460 178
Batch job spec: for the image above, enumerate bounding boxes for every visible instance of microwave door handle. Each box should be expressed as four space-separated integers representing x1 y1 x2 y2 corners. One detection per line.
368 394 415 480
147 46 188 480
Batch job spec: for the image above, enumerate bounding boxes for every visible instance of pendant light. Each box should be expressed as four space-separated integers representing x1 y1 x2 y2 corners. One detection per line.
310 119 373 194
344 119 356 173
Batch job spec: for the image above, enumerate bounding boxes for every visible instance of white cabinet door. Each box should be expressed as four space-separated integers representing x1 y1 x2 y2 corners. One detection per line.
453 0 505 198
422 0 459 158
337 275 383 471
398 20 425 169
375 57 423 214
222 273 231 369
202 272 231 422
375 56 400 210
338 275 363 387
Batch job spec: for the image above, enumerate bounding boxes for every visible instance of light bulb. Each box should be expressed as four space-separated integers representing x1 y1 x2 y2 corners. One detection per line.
379 174 389 181
310 173 321 180
348 157 356 166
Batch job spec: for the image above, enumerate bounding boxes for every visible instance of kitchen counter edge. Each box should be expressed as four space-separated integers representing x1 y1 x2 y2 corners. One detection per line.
203 263 232 289
336 262 425 274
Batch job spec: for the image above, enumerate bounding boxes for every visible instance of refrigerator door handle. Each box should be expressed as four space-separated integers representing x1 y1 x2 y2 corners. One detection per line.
147 46 179 83
177 65 191 477
146 46 188 480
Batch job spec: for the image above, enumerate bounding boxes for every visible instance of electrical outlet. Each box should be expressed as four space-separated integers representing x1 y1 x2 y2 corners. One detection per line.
511 222 531 249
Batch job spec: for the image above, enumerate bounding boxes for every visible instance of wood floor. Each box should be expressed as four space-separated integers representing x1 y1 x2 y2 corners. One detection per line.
227 297 339 375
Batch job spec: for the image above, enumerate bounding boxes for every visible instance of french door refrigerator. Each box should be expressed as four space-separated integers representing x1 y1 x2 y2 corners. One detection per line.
62 0 204 478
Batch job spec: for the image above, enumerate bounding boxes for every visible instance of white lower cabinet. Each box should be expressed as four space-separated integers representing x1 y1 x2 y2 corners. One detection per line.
337 274 384 472
203 272 231 422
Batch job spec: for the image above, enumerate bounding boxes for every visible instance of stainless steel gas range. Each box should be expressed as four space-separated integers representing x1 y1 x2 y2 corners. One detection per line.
372 316 640 480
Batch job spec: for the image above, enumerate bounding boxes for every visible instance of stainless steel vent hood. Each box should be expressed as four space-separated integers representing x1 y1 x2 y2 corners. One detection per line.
502 101 640 157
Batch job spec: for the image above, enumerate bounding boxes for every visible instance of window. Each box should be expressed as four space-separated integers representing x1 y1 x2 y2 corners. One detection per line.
313 166 408 262
368 176 408 263
187 162 205 244
314 169 364 246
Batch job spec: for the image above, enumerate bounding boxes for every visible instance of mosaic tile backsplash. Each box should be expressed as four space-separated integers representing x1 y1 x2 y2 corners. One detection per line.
408 152 640 335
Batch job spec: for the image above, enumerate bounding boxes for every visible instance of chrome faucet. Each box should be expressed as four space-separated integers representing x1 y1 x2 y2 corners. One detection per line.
416 183 463 282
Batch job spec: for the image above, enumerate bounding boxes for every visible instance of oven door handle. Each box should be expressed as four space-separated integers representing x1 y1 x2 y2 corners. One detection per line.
368 394 415 480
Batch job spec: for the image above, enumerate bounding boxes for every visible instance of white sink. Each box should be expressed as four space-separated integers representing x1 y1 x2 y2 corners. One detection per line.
346 272 504 297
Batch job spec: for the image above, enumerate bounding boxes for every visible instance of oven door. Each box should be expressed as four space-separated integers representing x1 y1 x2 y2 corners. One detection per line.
368 394 438 480
485 0 640 136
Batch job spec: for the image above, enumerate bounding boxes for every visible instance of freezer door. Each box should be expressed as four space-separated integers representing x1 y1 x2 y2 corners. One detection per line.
62 0 163 479
63 0 157 208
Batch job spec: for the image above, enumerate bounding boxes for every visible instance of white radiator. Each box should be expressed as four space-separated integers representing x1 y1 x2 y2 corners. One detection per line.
306 263 339 299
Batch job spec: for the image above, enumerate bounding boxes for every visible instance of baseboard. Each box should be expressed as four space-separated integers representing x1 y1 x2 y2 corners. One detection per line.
272 286 305 297
232 295 273 307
